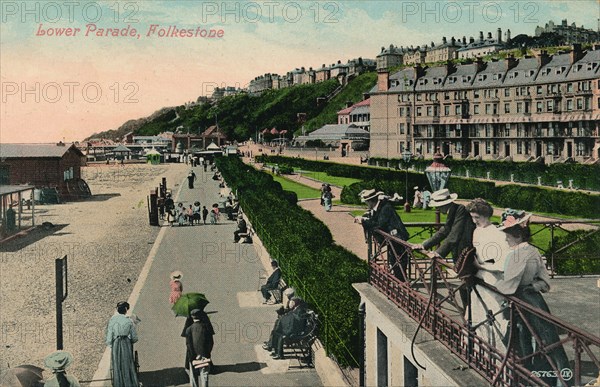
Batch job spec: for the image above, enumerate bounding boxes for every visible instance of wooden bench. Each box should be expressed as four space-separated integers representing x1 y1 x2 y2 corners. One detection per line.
268 278 287 304
283 309 319 368
236 225 254 244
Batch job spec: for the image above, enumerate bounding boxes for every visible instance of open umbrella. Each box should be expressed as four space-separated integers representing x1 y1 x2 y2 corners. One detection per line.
172 293 210 317
0 365 44 387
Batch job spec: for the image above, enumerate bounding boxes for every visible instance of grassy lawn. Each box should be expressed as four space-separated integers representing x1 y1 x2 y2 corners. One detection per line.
295 170 361 187
271 174 321 199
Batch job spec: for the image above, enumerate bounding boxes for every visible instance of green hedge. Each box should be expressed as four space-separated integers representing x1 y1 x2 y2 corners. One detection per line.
215 157 368 366
259 156 600 218
369 157 600 192
552 231 600 275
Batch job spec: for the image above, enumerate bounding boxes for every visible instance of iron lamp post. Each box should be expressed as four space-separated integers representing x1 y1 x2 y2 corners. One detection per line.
424 152 452 224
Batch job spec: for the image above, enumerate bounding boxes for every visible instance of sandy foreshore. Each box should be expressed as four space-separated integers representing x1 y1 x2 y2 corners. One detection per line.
0 162 189 383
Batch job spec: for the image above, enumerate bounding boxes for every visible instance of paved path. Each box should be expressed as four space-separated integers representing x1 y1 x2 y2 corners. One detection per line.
95 164 321 386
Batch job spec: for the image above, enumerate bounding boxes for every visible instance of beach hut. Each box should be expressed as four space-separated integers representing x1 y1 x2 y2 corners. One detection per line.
145 149 161 165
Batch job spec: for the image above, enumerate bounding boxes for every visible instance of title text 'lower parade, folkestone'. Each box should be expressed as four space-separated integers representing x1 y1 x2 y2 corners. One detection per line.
36 24 225 38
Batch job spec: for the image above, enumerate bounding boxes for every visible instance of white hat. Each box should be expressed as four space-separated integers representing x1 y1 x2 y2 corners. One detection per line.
414 186 419 190
170 271 183 280
359 189 384 202
44 351 73 371
429 189 458 207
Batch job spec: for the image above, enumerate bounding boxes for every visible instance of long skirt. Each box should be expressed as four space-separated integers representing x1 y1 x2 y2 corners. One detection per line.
111 337 139 387
511 286 570 387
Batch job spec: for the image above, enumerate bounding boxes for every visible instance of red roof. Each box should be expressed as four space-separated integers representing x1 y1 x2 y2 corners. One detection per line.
337 98 371 115
270 128 279 135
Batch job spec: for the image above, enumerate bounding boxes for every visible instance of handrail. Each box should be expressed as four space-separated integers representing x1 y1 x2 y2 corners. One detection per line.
368 229 600 387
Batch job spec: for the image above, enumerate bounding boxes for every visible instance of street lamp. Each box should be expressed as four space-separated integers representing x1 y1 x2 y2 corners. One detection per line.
402 150 412 212
424 151 452 224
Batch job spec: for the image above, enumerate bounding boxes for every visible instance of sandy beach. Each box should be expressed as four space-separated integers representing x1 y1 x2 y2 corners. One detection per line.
0 162 189 383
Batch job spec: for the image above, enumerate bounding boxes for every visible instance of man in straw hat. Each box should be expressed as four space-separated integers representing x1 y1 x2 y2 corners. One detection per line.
355 189 410 281
412 188 475 305
105 301 139 387
43 351 80 387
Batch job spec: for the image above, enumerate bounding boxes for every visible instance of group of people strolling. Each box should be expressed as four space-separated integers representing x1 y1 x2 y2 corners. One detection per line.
356 186 569 385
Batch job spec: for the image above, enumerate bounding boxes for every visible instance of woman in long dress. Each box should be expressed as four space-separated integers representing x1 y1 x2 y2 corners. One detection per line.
105 302 139 387
495 209 570 387
169 271 183 305
465 199 511 352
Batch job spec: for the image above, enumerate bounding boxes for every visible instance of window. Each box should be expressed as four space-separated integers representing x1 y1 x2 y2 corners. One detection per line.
567 83 573 93
427 106 433 116
474 105 480 115
416 93 422 101
537 86 543 94
537 102 543 113
399 123 405 134
566 99 573 111
485 140 492 154
504 88 510 97
474 90 480 99
485 104 492 115
504 103 510 113
585 97 591 110
399 107 405 117
455 105 461 115
517 102 523 113
547 100 554 112
444 92 450 100
416 107 422 116
444 105 450 116
517 141 523 154
576 99 583 110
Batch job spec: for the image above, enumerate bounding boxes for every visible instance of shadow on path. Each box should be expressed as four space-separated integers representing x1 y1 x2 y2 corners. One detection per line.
212 361 266 374
138 367 188 387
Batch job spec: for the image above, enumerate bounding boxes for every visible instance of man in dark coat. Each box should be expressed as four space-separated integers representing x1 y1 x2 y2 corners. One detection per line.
417 189 475 262
185 309 214 387
260 260 281 304
414 188 475 307
356 189 410 281
187 170 197 189
233 216 248 242
262 297 308 359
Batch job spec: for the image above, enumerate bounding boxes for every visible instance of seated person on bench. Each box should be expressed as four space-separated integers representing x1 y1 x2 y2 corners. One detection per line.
260 260 281 304
233 215 248 242
262 297 309 359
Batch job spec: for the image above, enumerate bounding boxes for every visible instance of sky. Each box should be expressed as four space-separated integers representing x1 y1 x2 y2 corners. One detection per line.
1 0 599 143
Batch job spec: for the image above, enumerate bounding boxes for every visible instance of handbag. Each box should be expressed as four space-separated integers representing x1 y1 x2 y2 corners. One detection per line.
454 246 478 281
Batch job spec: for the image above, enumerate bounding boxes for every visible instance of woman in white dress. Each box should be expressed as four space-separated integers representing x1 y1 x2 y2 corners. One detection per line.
466 198 511 352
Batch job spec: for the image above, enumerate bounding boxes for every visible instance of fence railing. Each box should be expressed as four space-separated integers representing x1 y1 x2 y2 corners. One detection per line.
368 229 600 387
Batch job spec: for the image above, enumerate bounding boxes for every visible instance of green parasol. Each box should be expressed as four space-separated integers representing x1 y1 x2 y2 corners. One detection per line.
172 293 210 317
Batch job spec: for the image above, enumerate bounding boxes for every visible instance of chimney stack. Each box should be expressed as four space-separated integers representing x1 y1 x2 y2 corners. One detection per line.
570 44 584 64
470 36 475 44
462 36 467 45
537 50 551 67
505 54 517 70
377 69 390 92
487 32 492 40
442 36 447 45
479 31 484 42
506 29 511 42
497 28 502 43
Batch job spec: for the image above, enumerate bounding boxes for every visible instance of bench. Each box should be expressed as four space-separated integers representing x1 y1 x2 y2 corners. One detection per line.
269 279 287 304
236 227 254 244
282 309 319 368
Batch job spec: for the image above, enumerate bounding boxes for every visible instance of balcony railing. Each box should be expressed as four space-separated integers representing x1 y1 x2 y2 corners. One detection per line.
367 230 600 387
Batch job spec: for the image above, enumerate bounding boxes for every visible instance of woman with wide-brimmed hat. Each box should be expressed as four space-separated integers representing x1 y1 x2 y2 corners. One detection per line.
43 351 80 387
169 271 184 305
495 209 569 386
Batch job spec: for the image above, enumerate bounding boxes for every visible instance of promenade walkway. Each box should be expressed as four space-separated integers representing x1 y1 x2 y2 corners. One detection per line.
93 164 321 386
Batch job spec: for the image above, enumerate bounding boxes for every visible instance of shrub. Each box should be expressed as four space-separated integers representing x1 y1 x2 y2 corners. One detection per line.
552 231 600 275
